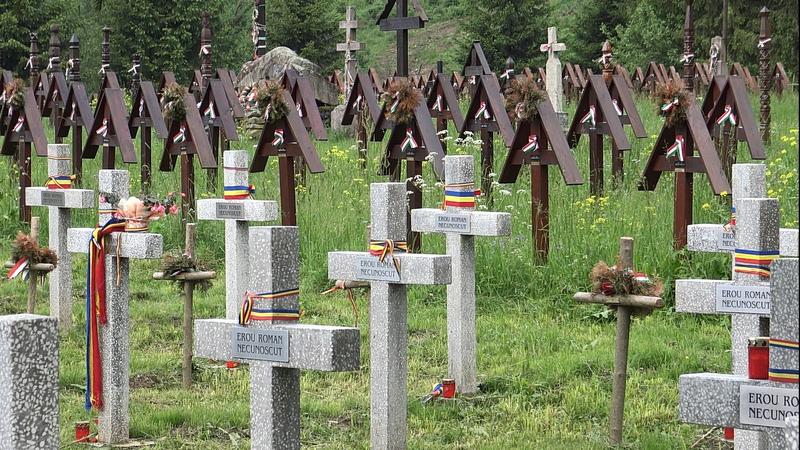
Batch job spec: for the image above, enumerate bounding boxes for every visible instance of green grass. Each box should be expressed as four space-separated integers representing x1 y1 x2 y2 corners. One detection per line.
0 92 797 449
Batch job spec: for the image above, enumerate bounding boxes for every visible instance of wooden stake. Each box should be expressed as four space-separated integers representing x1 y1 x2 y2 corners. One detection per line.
480 128 493 207
19 141 32 224
609 236 634 445
182 223 196 388
181 151 196 225
279 154 297 226
531 162 549 262
27 217 40 313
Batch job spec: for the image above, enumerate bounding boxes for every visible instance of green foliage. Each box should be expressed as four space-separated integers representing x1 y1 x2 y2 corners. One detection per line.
612 2 681 69
0 0 59 73
264 0 339 73
563 0 627 69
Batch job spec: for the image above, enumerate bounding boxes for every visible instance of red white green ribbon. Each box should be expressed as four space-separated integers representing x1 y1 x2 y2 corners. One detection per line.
665 135 685 162
390 94 399 113
354 94 363 112
475 101 490 120
758 38 771 48
296 102 303 118
401 127 419 153
272 128 285 148
716 105 737 127
199 44 211 56
661 98 679 113
433 95 443 112
522 134 539 154
172 125 186 144
580 106 596 127
12 117 24 133
612 99 623 116
500 69 513 80
96 119 109 137
6 258 29 280
204 102 216 119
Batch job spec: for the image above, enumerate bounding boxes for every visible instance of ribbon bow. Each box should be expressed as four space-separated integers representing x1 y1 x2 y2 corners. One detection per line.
96 119 109 137
47 56 59 71
521 134 539 155
199 44 211 57
758 38 771 49
680 53 694 64
580 105 596 127
661 98 679 113
173 125 186 144
433 94 443 112
475 101 490 120
272 128 285 148
389 92 400 113
238 290 300 325
401 127 418 153
369 239 407 276
12 117 25 133
612 99 623 116
296 102 303 118
7 258 29 280
716 105 737 127
500 69 514 80
665 135 685 162
128 63 140 75
98 63 110 75
204 101 216 119
24 57 34 70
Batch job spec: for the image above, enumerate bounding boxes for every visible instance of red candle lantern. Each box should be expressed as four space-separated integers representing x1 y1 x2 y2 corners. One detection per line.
748 337 769 380
75 421 90 442
441 378 456 399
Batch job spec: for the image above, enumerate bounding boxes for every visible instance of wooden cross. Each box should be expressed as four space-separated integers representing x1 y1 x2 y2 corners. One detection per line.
3 217 55 313
55 81 93 186
199 78 240 191
1 87 48 223
771 63 790 97
638 97 731 249
426 69 464 154
376 0 427 77
157 72 178 102
250 90 323 226
328 183 451 449
95 27 119 109
280 69 328 140
411 156 511 394
29 33 49 110
214 68 245 119
642 62 665 95
337 6 363 99
160 93 217 225
462 41 492 78
500 95 583 262
66 169 163 444
758 8 772 144
128 81 169 194
253 0 267 58
566 74 631 196
607 74 647 186
42 71 68 144
341 71 382 167
631 66 645 93
83 88 137 169
199 13 213 89
679 257 799 449
195 225 360 449
573 237 664 445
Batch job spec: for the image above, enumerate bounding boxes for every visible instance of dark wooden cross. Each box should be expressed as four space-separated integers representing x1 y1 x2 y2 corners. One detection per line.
130 53 142 100
253 0 267 58
189 70 205 103
772 62 790 97
214 68 244 120
369 68 384 94
613 65 633 90
607 74 647 186
631 66 645 93
377 0 427 77
200 13 213 89
462 41 492 78
160 93 217 225
251 90 324 226
562 63 581 101
1 87 48 223
426 68 464 154
459 74 515 204
55 67 92 186
329 70 344 95
341 71 382 168
29 33 49 110
638 99 731 250
758 7 772 144
642 62 666 95
281 70 327 140
567 74 631 196
692 62 710 93
83 88 136 169
129 80 168 194
95 27 119 108
499 95 583 262
200 77 240 191
41 72 68 146
681 1 696 94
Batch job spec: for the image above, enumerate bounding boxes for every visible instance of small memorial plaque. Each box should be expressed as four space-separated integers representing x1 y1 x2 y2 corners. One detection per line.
739 385 799 428
41 190 65 207
716 228 736 252
434 213 472 234
715 284 771 315
216 202 245 220
230 327 289 363
355 255 402 282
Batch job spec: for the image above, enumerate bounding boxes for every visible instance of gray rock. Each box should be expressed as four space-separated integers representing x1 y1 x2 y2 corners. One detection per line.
330 104 353 136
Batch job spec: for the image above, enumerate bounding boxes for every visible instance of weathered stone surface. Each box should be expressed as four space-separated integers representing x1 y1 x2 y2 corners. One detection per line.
330 104 353 136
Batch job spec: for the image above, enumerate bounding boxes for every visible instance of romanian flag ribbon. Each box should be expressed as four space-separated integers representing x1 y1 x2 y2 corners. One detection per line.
401 128 418 153
723 206 737 232
46 175 75 189
85 217 127 411
716 105 737 127
173 125 186 144
369 239 407 276
522 134 539 155
272 128 285 148
768 339 799 383
475 101 490 120
734 248 779 278
665 135 685 162
239 289 301 325
444 182 479 208
580 105 596 128
6 258 29 280
224 184 256 200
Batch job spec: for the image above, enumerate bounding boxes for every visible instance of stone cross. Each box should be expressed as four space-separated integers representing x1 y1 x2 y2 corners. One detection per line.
0 314 59 448
25 144 94 331
194 226 360 450
328 183 452 449
411 155 511 394
540 27 567 122
679 257 799 450
337 6 363 100
66 169 163 444
197 150 278 319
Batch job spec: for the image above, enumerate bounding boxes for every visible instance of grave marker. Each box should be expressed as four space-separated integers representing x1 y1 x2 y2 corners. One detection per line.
341 71 382 167
129 53 141 100
642 61 666 95
337 6 363 100
3 217 55 314
412 156 511 394
540 27 567 127
95 27 120 110
42 25 66 144
83 88 137 169
55 71 93 187
29 33 49 110
199 78 240 191
280 69 328 140
25 144 94 330
771 63 790 97
129 80 169 193
377 0 428 77
214 68 245 119
195 226 360 449
66 169 164 443
328 183 452 449
758 7 772 144
426 66 465 153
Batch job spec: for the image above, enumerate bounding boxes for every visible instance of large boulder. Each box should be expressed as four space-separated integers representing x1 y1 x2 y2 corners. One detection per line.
237 46 339 105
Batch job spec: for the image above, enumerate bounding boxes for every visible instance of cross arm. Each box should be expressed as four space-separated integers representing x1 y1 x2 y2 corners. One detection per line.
687 224 735 253
327 252 451 285
67 228 163 259
675 279 770 315
410 208 511 237
194 319 360 371
26 187 94 209
196 199 279 222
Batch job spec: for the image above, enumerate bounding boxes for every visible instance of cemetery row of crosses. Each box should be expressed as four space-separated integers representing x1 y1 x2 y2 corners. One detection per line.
0 1 797 448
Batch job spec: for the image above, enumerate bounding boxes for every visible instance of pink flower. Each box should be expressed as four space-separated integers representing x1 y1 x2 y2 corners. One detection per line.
168 204 179 215
152 204 166 215
99 195 107 203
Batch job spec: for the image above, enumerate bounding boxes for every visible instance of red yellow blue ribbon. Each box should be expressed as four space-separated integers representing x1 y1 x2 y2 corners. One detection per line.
239 289 300 325
369 239 407 276
444 182 480 208
768 339 799 383
734 248 779 278
224 185 255 200
46 175 75 189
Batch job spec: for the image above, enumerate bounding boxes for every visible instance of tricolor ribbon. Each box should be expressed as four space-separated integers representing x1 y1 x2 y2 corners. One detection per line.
173 125 186 144
320 281 360 327
199 44 211 56
369 239 407 276
612 99 623 116
768 338 799 383
354 94 363 112
665 135 685 162
12 117 25 133
444 182 479 208
204 102 216 119
46 175 75 189
580 105 596 128
128 63 140 75
758 38 772 49
500 69 514 80
474 101 490 120
661 98 679 113
272 128 285 148
724 206 737 232
716 105 737 127
390 94 399 113
469 76 476 85
400 127 418 153
433 95 443 112
296 102 303 118
96 119 109 137
223 184 256 200
47 56 59 71
98 63 110 75
521 134 539 155
680 53 694 64
421 383 444 403
6 258 29 280
85 217 127 411
734 248 779 278
239 289 300 325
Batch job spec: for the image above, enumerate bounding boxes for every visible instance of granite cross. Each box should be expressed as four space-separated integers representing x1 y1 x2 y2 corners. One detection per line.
337 6 363 100
411 156 510 394
679 257 799 450
67 169 163 444
197 150 278 319
0 314 59 448
25 144 94 331
195 225 360 450
328 182 452 449
539 27 567 126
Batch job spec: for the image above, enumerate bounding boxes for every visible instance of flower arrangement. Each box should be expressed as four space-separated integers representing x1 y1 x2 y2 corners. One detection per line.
11 232 58 266
159 252 214 292
504 77 545 121
382 79 422 125
252 80 288 124
590 260 663 297
161 82 188 122
100 192 178 231
2 78 25 111
653 79 690 127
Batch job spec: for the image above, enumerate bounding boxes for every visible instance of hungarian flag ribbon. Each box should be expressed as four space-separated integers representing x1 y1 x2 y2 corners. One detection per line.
173 125 186 144
239 289 301 325
390 94 400 113
354 94 363 112
223 184 256 200
296 102 303 118
272 128 285 148
96 119 109 138
401 128 419 153
612 99 623 116
204 102 216 119
6 258 29 280
475 101 490 120
580 105 596 127
716 105 737 127
85 217 127 411
734 248 779 278
433 95 443 112
522 134 539 154
661 98 679 113
665 135 685 162
12 117 25 133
